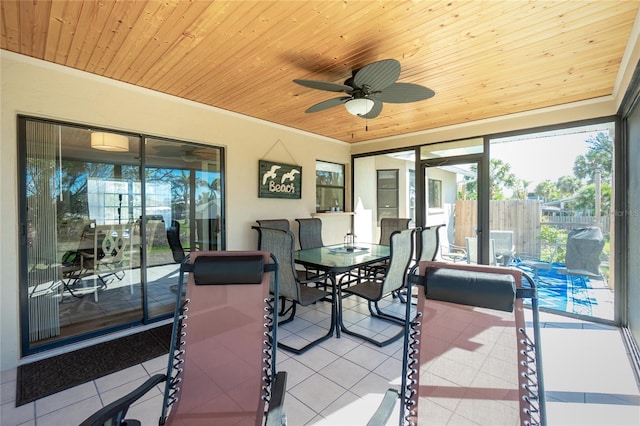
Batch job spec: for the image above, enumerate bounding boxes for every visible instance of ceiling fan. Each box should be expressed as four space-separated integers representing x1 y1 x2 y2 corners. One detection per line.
151 145 218 163
293 59 435 119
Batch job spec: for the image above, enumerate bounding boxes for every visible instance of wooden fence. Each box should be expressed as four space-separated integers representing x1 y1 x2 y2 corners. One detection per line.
455 200 542 257
454 200 610 259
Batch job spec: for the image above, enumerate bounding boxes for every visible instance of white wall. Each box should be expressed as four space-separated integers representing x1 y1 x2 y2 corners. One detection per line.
353 154 414 243
0 52 350 370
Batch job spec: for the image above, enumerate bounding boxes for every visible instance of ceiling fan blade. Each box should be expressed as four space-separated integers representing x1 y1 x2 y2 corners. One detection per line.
305 97 351 113
376 82 435 103
359 100 383 119
293 79 353 93
353 59 401 92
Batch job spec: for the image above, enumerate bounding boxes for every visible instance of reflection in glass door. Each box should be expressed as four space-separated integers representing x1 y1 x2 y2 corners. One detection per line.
19 118 225 355
144 138 223 319
21 119 143 349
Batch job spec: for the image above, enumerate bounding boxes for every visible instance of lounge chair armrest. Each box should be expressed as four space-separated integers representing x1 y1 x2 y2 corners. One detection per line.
266 371 288 426
367 388 400 426
79 373 166 426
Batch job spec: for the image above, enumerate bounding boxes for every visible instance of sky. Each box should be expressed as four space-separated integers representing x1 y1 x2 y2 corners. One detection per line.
489 129 609 189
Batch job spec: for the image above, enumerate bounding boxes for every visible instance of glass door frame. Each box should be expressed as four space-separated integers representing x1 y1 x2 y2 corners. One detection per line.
17 115 226 356
417 148 490 264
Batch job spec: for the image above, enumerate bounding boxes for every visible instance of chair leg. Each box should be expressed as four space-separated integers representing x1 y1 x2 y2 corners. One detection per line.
278 299 297 325
277 277 338 355
277 300 335 354
338 289 405 347
372 301 407 324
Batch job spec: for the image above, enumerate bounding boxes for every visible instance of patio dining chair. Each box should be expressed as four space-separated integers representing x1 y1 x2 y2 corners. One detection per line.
256 218 290 231
363 218 411 278
416 224 444 262
79 250 288 426
74 224 131 301
369 261 546 426
295 217 324 280
490 229 517 266
465 236 498 265
166 220 187 263
338 228 415 346
254 226 333 354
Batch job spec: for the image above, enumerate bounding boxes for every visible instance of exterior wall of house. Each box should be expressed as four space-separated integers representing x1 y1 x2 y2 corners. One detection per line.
0 51 351 370
353 154 414 243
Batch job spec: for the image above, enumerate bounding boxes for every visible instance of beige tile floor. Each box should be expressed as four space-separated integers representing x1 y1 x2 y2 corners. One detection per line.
2 295 639 425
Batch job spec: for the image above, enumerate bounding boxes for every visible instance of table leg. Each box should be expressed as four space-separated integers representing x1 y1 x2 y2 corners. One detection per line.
330 272 340 338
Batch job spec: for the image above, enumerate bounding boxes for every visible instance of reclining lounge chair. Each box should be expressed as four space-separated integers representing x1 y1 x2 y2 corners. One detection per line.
370 260 546 426
80 250 288 426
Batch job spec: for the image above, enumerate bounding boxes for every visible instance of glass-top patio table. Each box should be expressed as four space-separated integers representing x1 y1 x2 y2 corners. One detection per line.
294 243 391 338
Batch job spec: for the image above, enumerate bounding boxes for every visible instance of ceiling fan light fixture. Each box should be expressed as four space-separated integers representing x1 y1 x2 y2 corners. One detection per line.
90 132 129 152
345 98 374 116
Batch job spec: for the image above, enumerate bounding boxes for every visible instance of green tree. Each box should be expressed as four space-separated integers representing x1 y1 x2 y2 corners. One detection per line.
573 132 612 183
533 180 559 203
555 175 581 198
574 183 612 215
464 159 518 200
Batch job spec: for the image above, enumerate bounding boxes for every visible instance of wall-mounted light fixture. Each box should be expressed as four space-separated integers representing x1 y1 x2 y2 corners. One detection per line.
90 132 129 152
344 98 374 116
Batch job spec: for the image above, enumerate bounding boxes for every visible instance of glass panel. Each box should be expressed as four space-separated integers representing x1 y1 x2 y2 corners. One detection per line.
24 120 142 347
420 137 484 160
316 161 344 186
316 187 344 212
21 118 226 353
425 162 477 264
144 138 223 318
316 160 344 212
428 179 442 208
377 169 399 223
489 122 615 321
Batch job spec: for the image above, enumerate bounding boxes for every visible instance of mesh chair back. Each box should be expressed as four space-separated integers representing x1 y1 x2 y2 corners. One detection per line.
296 218 324 249
380 229 414 295
162 251 277 425
402 262 546 426
166 220 185 263
379 218 410 246
417 224 443 262
490 230 515 255
465 236 497 265
255 227 300 301
256 219 290 231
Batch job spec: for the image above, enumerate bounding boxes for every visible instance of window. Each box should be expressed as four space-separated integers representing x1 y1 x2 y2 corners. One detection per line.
316 160 345 212
377 169 399 222
428 178 443 209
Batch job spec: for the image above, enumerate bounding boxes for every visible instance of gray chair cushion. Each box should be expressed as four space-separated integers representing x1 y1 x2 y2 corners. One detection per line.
193 255 264 285
425 268 516 312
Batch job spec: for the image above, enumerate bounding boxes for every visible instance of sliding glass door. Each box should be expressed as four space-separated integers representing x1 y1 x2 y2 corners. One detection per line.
18 117 224 354
420 138 485 264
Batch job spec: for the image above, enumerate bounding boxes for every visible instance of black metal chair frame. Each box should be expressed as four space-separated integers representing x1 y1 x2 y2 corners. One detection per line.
254 226 333 354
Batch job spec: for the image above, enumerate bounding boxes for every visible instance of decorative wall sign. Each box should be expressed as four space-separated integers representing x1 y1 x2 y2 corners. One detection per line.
259 160 302 199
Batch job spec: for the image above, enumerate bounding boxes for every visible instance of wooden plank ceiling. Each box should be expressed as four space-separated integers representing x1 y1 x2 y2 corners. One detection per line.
2 0 638 143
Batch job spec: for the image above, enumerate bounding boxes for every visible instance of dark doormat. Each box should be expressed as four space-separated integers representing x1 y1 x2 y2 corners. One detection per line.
16 324 172 406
